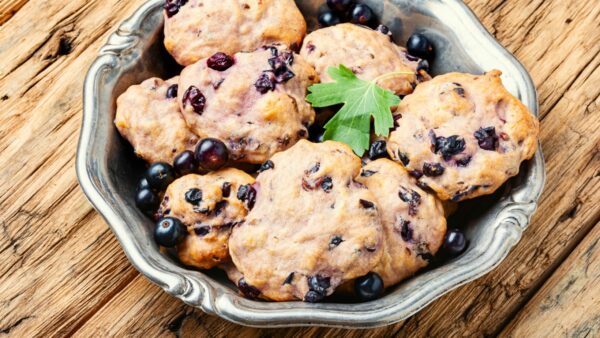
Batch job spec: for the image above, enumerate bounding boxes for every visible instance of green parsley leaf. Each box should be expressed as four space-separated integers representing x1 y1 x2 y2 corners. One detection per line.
306 65 403 156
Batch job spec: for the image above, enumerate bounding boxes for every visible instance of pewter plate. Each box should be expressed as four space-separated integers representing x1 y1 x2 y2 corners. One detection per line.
76 0 545 328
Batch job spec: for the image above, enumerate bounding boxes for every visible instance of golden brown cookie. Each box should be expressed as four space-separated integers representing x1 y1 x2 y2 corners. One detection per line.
228 140 384 302
300 23 430 96
158 168 255 269
387 70 539 201
164 0 307 66
114 77 198 164
178 46 318 164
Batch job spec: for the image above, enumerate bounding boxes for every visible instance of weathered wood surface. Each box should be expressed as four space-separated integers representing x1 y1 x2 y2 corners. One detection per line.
0 0 599 337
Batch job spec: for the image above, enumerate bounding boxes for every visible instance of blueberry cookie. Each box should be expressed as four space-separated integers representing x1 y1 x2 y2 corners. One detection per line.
164 0 307 66
115 77 198 164
300 23 431 96
356 159 446 287
158 168 255 269
387 70 539 201
178 46 319 164
228 140 384 301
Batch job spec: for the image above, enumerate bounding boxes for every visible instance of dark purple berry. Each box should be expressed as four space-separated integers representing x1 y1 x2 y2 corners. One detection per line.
361 170 377 177
184 188 202 205
399 187 421 216
474 127 499 151
237 184 257 209
182 86 206 114
164 0 188 17
359 199 375 209
255 72 276 94
258 160 274 173
268 51 293 70
137 177 152 192
195 138 229 170
423 162 445 177
221 182 232 198
206 52 234 71
318 11 342 27
135 189 160 215
456 156 472 167
320 176 333 192
397 151 410 166
368 140 388 160
238 278 261 299
145 162 176 191
274 68 295 83
444 228 467 256
354 272 384 301
329 236 344 249
308 275 331 295
407 33 434 60
434 135 466 160
327 0 353 12
166 84 178 99
154 217 185 247
400 220 413 242
194 225 210 236
305 290 325 303
173 150 197 176
350 4 374 26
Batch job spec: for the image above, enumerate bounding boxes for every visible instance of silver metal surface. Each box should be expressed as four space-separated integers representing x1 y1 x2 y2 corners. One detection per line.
77 0 545 328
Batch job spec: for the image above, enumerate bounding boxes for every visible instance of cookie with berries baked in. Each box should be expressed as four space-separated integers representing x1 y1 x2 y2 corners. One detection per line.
387 70 539 202
228 140 384 302
300 23 431 96
157 168 255 269
114 76 198 164
164 0 306 66
178 46 319 164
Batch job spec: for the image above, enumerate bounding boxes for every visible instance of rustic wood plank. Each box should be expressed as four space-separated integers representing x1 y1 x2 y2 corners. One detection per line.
500 220 600 338
0 0 598 336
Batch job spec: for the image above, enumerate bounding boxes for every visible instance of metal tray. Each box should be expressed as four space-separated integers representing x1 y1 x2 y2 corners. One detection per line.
77 0 545 328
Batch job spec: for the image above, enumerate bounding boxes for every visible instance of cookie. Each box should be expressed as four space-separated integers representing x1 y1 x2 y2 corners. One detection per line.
228 140 384 301
164 0 306 66
356 159 447 287
300 23 431 96
387 70 539 201
158 168 255 269
114 77 198 164
178 46 319 164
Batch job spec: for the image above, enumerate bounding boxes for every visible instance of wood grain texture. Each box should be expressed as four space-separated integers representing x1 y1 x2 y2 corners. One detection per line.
0 0 599 336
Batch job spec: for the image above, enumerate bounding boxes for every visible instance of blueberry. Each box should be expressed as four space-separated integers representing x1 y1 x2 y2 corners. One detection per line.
182 86 206 114
305 290 325 303
238 278 261 299
135 189 160 215
254 72 276 94
474 127 499 151
320 176 333 192
368 140 388 160
237 184 257 209
154 217 185 247
354 272 384 301
195 138 229 170
308 275 331 295
376 24 393 39
397 151 410 166
349 4 374 26
359 199 375 209
407 33 434 60
423 162 445 177
443 228 467 256
434 135 466 160
283 272 295 285
327 0 353 12
164 0 188 18
145 162 176 191
456 156 472 167
137 177 152 192
194 225 210 236
258 160 274 173
165 84 178 99
206 52 234 71
221 182 232 198
400 220 413 242
329 236 344 249
318 11 342 27
360 169 377 177
184 188 202 205
173 150 197 176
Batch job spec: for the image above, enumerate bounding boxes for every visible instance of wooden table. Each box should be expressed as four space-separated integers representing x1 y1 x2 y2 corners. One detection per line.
1 0 599 336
